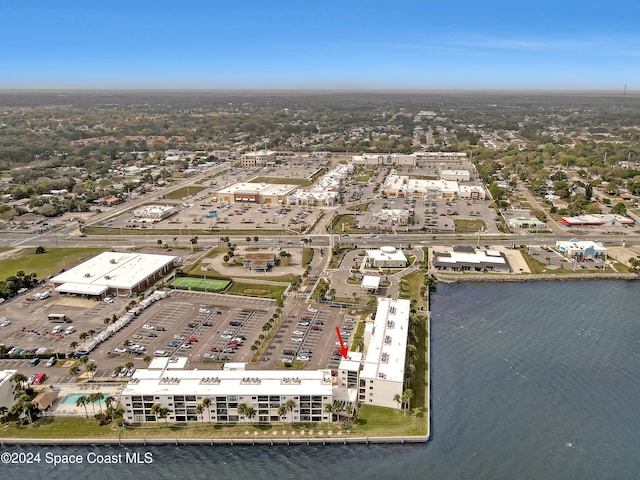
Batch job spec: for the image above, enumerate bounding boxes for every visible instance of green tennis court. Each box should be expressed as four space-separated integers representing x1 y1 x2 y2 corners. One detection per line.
169 277 231 292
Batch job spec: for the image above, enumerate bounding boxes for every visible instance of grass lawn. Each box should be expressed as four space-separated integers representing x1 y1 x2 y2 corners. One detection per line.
0 247 106 281
226 281 287 300
249 177 312 187
330 214 356 233
453 219 486 233
163 185 205 199
346 203 370 212
399 270 427 309
354 405 427 436
302 247 314 267
1 417 373 440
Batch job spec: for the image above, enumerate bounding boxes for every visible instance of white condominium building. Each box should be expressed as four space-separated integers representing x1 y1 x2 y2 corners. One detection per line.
358 298 410 408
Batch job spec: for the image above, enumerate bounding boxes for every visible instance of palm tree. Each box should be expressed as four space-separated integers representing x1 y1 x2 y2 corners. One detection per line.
69 365 80 378
87 329 96 339
87 393 98 416
277 405 287 422
69 341 78 352
237 403 247 423
201 397 211 423
159 407 170 425
94 392 105 414
244 406 256 423
195 404 204 425
393 393 402 412
76 395 89 419
12 373 27 393
11 394 35 424
124 361 134 371
324 403 334 422
401 389 414 415
0 406 9 424
79 332 88 343
284 399 296 424
86 362 97 382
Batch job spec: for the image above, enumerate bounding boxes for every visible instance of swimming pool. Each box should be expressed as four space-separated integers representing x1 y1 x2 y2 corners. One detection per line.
60 393 102 405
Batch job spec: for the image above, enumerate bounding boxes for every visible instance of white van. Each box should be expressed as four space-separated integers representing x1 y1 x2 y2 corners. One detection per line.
154 350 170 357
65 326 75 334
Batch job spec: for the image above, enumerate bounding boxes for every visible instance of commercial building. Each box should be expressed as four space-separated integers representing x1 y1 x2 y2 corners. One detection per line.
287 163 350 207
238 150 277 168
560 214 634 227
133 205 178 221
555 239 607 259
365 246 408 269
431 246 511 273
0 370 17 410
508 217 547 229
242 252 277 272
214 182 298 205
440 169 471 182
120 361 334 424
357 298 410 408
381 175 485 200
374 209 410 226
351 154 416 167
50 252 176 298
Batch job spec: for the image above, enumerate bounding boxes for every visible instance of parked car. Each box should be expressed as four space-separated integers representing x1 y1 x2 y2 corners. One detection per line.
167 341 179 348
143 324 155 330
45 356 56 367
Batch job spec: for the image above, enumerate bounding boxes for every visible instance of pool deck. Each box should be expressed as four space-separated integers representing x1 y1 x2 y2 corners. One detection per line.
45 383 126 416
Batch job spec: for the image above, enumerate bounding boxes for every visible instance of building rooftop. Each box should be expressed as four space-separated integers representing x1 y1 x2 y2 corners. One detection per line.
51 252 176 294
361 298 410 384
122 368 334 397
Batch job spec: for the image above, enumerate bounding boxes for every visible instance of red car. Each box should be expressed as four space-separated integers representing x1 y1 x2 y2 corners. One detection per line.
187 336 198 343
32 373 47 385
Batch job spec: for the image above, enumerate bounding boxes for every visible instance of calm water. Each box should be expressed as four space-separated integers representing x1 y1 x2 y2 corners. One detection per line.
3 281 640 479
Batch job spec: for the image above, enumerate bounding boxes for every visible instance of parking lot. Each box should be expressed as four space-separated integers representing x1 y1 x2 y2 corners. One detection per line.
258 303 353 370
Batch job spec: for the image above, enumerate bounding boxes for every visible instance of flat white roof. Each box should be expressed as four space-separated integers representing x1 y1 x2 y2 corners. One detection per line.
437 250 507 265
361 275 381 289
366 247 407 263
51 252 176 292
217 182 298 197
54 282 109 295
360 298 410 384
121 369 333 397
338 351 362 372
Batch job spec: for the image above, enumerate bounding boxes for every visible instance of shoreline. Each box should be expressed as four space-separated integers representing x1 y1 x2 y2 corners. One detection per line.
433 272 639 283
0 435 429 447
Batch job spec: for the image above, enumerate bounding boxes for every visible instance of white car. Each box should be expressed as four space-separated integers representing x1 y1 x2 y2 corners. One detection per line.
0 320 11 327
180 344 191 349
221 333 233 339
142 324 155 330
114 347 128 354
52 326 62 334
307 306 318 313
297 355 310 361
103 297 114 304
65 326 75 334
293 330 305 336
291 337 303 343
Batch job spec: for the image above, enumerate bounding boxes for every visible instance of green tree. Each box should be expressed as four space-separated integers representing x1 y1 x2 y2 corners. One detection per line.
76 395 89 419
611 202 627 215
201 397 212 423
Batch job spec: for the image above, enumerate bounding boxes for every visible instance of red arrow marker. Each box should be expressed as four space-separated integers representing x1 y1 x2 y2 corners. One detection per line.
335 326 349 359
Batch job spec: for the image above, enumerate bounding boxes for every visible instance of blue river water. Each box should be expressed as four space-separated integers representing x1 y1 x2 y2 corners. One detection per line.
2 280 640 479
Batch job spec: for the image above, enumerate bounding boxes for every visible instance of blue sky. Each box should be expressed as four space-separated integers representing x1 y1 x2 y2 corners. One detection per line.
2 0 639 89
